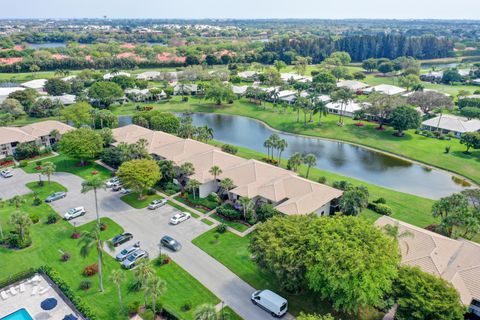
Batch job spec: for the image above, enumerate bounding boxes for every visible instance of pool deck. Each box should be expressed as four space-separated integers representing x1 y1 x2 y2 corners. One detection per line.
0 273 83 320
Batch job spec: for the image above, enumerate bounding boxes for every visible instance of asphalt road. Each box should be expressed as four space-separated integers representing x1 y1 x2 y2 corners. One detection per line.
4 169 282 320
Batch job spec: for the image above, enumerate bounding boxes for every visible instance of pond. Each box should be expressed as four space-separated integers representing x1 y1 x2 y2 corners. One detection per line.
118 114 472 199
28 42 67 49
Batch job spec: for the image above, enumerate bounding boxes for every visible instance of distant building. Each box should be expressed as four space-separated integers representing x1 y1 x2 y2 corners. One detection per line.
326 100 364 117
136 71 161 81
421 114 480 137
125 88 166 102
280 73 312 83
420 71 444 83
237 71 258 80
21 79 47 94
336 80 369 91
363 84 406 96
37 94 76 105
231 85 248 97
103 71 131 80
0 87 25 103
173 84 198 96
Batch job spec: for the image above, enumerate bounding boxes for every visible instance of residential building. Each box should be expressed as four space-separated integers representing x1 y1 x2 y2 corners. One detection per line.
280 73 312 83
376 216 480 315
125 88 166 102
326 100 364 117
472 79 480 86
136 71 161 81
237 71 257 80
37 94 76 105
0 120 74 157
112 124 343 215
363 84 406 96
0 87 24 103
173 84 198 95
336 80 369 91
61 75 77 82
420 71 443 83
232 85 248 97
21 79 47 93
103 71 131 80
421 114 480 137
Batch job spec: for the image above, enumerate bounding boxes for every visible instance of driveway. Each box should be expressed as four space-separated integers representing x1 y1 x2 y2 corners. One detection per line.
0 169 33 200
7 169 281 320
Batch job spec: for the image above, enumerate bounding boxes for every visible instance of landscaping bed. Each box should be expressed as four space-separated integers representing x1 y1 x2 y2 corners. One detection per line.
210 213 250 232
173 193 218 213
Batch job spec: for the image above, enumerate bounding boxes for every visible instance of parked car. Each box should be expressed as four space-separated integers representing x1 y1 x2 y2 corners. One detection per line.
112 183 123 192
115 242 140 262
106 177 120 188
148 199 167 210
64 207 86 220
160 235 182 251
112 232 133 247
251 290 288 318
45 191 67 203
122 249 149 269
120 188 132 195
169 212 191 225
1 169 13 178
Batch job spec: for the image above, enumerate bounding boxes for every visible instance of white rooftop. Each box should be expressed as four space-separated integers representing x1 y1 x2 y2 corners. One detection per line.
21 79 47 89
364 84 406 95
103 71 131 80
326 100 364 114
422 114 480 133
337 80 369 91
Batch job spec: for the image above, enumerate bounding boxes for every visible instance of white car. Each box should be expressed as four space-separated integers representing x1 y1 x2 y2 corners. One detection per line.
64 207 86 220
1 169 13 178
169 212 191 225
120 188 132 195
106 177 120 188
148 199 167 210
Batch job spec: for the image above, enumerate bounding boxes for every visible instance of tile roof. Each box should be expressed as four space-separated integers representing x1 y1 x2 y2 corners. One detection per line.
422 114 480 133
0 120 74 145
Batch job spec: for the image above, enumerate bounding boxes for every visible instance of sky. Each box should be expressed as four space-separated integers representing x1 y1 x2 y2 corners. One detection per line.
2 0 480 20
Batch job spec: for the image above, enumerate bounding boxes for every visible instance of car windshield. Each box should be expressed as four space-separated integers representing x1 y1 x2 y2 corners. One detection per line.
280 302 287 311
68 208 76 213
120 248 130 255
127 254 137 261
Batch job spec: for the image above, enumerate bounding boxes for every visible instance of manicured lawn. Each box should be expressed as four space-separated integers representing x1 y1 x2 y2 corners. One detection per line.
22 154 112 181
118 96 480 186
210 214 250 232
167 200 200 218
220 306 243 320
201 218 215 226
0 182 219 319
120 192 164 209
193 230 383 320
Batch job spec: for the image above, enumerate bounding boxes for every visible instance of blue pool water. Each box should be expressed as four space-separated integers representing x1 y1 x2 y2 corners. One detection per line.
0 309 33 320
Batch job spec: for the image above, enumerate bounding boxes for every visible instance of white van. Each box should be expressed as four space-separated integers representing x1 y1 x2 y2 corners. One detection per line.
251 289 288 317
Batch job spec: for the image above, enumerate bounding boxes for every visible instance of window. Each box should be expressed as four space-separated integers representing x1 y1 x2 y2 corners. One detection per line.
472 299 480 308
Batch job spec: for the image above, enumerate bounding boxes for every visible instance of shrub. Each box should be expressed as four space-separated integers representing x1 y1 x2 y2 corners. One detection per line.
216 204 242 220
79 280 92 291
318 176 327 184
61 252 71 262
445 145 451 154
332 180 353 191
32 196 42 206
37 180 44 187
146 188 156 196
373 197 387 204
368 203 393 216
256 203 280 222
46 213 58 224
71 232 81 239
127 301 141 315
447 132 455 138
18 160 28 167
221 144 238 155
83 263 99 277
29 213 40 224
14 142 39 160
99 222 107 231
5 231 32 249
154 254 170 267
181 301 192 312
35 160 42 166
217 223 227 234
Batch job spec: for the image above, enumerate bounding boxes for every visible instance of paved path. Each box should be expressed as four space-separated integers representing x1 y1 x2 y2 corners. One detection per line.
5 168 285 320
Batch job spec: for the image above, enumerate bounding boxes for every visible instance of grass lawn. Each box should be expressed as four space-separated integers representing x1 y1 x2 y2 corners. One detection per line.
210 214 250 233
167 200 200 218
220 306 243 320
201 218 215 226
21 154 112 181
193 230 383 320
120 192 164 209
0 182 219 319
113 97 480 186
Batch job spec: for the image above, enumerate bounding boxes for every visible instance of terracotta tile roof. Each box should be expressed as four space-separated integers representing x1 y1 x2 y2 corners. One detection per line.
0 120 74 145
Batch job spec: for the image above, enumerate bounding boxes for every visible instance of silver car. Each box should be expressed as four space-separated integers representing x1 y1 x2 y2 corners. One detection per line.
122 249 149 269
115 243 140 262
148 199 167 210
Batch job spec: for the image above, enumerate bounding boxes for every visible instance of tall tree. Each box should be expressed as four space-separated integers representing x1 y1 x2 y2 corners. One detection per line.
365 93 403 129
117 159 161 199
287 152 304 172
186 179 201 199
40 161 56 184
134 261 155 307
194 304 218 320
331 89 354 126
109 269 126 312
61 102 93 128
81 176 105 224
209 166 222 180
59 128 103 165
88 81 124 107
146 276 167 316
79 225 114 292
303 154 317 179
9 211 32 244
339 186 369 216
390 106 421 137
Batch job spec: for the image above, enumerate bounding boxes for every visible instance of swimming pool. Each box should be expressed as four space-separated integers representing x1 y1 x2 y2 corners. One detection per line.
0 309 33 320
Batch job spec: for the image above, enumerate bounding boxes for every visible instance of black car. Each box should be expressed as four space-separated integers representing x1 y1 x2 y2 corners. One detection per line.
112 232 133 247
160 235 182 251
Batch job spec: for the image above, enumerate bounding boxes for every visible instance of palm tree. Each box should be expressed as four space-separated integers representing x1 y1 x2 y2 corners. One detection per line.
194 304 218 320
219 178 235 195
209 165 222 180
312 100 328 126
238 197 253 220
41 161 56 184
146 276 167 316
287 153 304 172
186 179 201 199
9 211 32 243
9 195 26 209
263 137 273 159
81 176 105 224
383 222 414 254
303 154 317 179
331 88 354 126
276 139 288 165
179 162 195 192
134 261 155 307
109 269 126 312
79 225 114 292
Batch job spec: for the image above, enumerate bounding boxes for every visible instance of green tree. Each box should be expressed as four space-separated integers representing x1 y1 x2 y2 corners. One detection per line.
378 61 395 75
9 211 32 244
45 78 71 96
398 74 420 91
331 88 354 125
204 80 235 105
158 160 176 183
117 159 160 199
312 71 337 93
297 313 334 320
149 112 180 134
8 88 38 110
209 165 222 180
61 102 93 128
111 75 136 90
40 161 56 184
390 106 421 137
339 185 369 216
145 276 167 316
88 81 124 107
109 269 126 312
362 58 378 72
293 56 311 75
186 179 201 199
194 304 217 320
331 66 349 80
59 128 103 165
79 225 114 292
365 93 403 129
219 178 235 195
287 152 303 172
273 60 287 72
303 154 317 179
9 195 26 210
460 132 480 153
0 98 25 119
134 261 155 307
238 196 254 220
393 266 465 320
81 176 105 224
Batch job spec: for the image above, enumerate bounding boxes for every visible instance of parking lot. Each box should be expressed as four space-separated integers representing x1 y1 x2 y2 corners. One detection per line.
2 169 279 320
